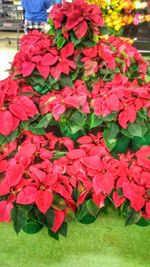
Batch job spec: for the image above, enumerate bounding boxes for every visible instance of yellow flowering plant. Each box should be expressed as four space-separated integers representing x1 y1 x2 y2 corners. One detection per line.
87 0 136 34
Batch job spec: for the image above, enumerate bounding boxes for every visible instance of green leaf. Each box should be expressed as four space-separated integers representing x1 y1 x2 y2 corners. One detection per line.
60 76 74 88
22 218 43 234
58 222 68 237
103 128 117 151
70 32 82 46
136 217 150 227
45 208 55 229
0 134 6 145
21 121 29 130
6 128 18 142
131 133 150 152
107 123 119 139
102 112 117 122
128 122 143 137
28 126 46 135
90 113 103 129
86 199 99 218
56 35 66 49
52 151 66 160
35 113 53 129
125 208 141 226
83 40 96 48
112 136 130 154
76 203 96 224
48 229 59 240
11 206 27 234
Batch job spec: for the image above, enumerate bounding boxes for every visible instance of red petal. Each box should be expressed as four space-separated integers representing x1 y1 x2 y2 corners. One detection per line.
36 190 53 214
0 201 13 222
52 209 65 233
22 61 35 77
16 186 37 204
19 96 38 118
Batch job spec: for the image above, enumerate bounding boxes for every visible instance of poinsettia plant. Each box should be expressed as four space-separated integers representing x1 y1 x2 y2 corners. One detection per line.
0 0 150 239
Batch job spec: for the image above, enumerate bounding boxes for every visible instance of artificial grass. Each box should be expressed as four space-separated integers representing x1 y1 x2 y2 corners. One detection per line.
0 209 150 267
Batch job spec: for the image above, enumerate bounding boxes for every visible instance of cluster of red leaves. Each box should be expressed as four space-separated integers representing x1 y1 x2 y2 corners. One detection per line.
49 0 103 39
11 30 76 80
113 146 150 220
81 36 148 78
0 77 38 136
1 131 150 227
39 75 150 128
91 75 150 128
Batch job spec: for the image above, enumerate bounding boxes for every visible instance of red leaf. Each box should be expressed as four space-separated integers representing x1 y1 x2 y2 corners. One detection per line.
22 61 35 77
112 191 125 208
130 194 145 211
36 64 49 79
74 21 88 39
19 96 38 118
80 156 101 170
16 186 37 204
93 172 114 194
0 201 13 222
52 209 65 233
77 135 93 144
41 53 58 66
0 110 14 136
36 190 53 214
67 149 86 159
0 164 24 195
61 43 74 58
9 100 29 120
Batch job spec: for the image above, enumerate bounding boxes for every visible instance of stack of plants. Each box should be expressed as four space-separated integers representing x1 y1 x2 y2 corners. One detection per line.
0 0 150 239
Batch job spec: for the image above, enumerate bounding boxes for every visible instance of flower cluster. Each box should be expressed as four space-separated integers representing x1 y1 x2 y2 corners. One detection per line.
49 0 104 39
0 77 38 136
87 0 136 32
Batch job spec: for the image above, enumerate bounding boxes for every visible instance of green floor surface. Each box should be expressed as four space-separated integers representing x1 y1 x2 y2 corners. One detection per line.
0 210 150 267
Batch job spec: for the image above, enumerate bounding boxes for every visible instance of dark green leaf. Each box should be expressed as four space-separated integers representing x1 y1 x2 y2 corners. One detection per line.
45 208 55 229
86 199 99 218
136 217 150 227
125 208 141 226
76 203 96 224
60 76 74 88
83 40 96 48
11 206 27 234
48 229 59 240
58 222 68 237
22 218 43 234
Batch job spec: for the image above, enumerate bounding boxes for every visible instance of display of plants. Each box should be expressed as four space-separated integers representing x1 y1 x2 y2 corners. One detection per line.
0 0 150 240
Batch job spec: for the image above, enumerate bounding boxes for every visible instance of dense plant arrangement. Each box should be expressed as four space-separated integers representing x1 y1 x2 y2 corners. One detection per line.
0 0 150 239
